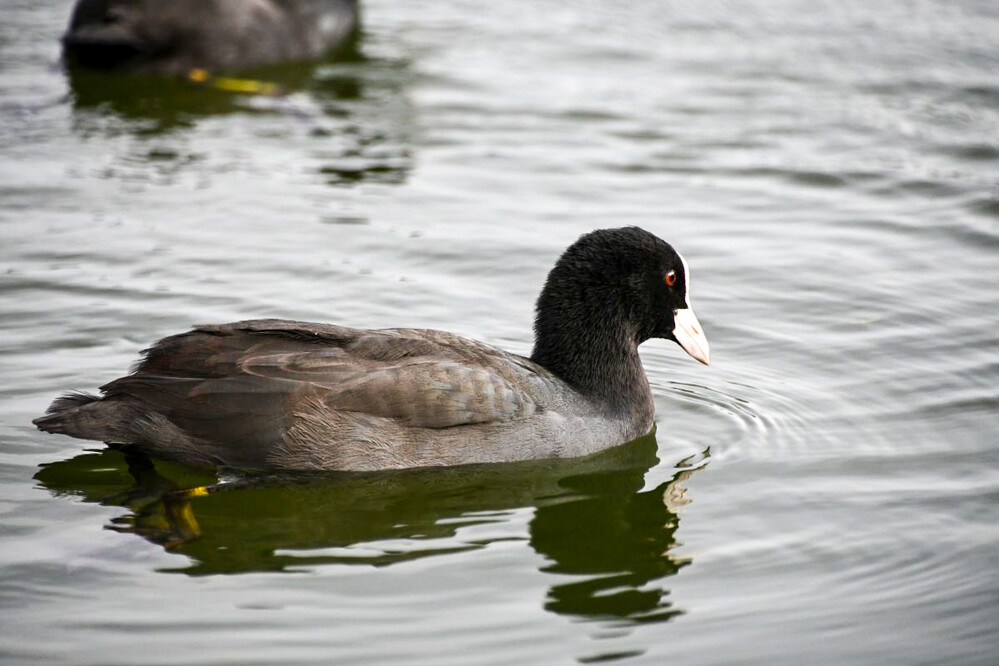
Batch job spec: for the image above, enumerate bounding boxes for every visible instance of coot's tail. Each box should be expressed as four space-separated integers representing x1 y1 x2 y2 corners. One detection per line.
33 392 134 443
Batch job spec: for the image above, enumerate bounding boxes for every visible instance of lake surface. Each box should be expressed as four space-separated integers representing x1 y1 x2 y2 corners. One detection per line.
2 0 997 663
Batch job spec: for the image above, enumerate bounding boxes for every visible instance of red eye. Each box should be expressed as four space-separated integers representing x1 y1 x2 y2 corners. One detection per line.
665 270 677 287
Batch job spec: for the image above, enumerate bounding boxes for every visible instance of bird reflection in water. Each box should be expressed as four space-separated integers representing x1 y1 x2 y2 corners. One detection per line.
65 43 414 186
34 429 706 624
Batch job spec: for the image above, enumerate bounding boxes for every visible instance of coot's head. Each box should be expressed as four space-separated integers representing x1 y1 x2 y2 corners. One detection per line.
62 0 210 72
62 0 153 70
534 226 710 365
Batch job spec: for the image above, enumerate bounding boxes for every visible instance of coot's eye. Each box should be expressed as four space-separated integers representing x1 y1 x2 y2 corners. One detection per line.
665 269 677 287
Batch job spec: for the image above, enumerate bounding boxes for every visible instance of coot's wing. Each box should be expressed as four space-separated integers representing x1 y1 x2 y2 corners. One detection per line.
102 320 543 445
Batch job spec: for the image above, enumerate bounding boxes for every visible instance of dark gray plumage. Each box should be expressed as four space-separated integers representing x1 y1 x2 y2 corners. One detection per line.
62 0 359 73
34 227 710 471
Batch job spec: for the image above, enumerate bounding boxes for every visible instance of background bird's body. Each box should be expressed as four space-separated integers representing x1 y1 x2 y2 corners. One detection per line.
63 0 360 73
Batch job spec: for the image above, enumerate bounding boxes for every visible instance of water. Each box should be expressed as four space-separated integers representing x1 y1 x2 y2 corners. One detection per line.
2 0 997 663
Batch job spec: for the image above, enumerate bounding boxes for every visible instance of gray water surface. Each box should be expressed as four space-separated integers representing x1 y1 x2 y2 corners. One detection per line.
2 1 998 664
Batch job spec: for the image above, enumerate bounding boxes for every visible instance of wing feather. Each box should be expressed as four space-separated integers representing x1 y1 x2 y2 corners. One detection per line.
118 320 543 433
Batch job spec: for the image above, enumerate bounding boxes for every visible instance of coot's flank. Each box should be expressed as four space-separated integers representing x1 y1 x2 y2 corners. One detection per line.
62 0 359 73
34 227 710 471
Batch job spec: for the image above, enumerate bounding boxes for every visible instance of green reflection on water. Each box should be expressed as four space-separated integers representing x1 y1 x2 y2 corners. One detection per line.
63 52 414 186
66 62 315 130
35 430 703 624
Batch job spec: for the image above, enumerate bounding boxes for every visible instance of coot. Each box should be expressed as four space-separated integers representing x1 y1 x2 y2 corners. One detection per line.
34 227 710 471
62 0 359 73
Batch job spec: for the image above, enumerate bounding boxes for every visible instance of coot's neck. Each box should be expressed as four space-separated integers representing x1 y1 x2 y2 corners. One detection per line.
530 307 654 418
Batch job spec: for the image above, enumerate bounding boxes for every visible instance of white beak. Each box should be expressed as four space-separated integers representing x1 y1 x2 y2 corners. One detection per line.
672 308 710 365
